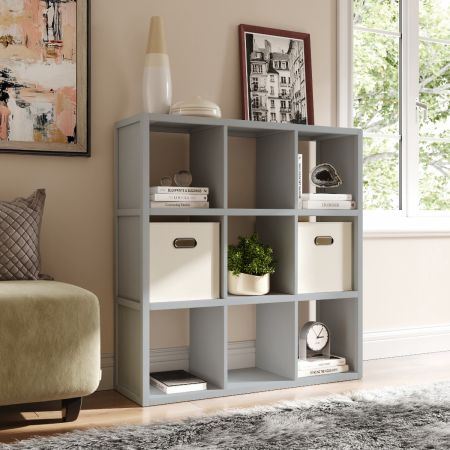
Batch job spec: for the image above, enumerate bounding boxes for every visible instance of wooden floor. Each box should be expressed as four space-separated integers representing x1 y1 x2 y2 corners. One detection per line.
1 352 449 444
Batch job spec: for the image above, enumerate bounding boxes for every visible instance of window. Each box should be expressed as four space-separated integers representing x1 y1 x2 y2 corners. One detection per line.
281 88 287 96
252 64 262 74
281 61 287 69
281 100 286 109
281 76 287 84
347 0 449 218
270 74 275 82
271 112 276 121
270 86 274 95
281 113 287 122
271 99 275 108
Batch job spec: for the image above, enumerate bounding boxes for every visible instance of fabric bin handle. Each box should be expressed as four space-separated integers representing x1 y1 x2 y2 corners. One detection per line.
173 238 198 249
314 236 334 246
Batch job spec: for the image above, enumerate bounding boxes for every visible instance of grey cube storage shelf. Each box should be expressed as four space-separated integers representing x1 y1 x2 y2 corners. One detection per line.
115 113 363 406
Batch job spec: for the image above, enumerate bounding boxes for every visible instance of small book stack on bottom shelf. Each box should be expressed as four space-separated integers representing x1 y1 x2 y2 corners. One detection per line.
150 370 207 394
298 354 349 377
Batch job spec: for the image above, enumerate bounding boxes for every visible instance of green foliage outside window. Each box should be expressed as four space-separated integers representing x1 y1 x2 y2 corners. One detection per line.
353 0 449 211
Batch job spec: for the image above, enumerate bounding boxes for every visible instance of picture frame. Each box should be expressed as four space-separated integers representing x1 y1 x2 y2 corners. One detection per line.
239 24 314 125
0 0 90 156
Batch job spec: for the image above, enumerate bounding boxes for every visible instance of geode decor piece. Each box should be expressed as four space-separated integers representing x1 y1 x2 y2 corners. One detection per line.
311 163 342 188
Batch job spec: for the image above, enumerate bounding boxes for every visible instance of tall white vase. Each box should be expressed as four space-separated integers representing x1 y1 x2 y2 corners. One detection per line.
143 16 172 113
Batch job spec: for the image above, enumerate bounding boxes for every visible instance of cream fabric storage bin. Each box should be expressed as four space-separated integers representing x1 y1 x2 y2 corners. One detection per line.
298 222 352 293
150 222 220 302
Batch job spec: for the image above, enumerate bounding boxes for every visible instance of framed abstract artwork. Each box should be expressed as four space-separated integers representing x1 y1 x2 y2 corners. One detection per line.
239 24 314 125
0 0 89 156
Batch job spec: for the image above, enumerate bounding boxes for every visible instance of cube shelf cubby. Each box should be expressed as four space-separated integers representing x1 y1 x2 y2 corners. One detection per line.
115 113 362 406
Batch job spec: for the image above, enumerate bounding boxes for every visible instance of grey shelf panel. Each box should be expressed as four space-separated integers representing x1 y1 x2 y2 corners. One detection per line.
149 208 297 216
116 113 361 140
148 291 360 310
226 293 294 306
150 299 225 310
117 209 142 216
227 367 292 387
146 208 360 217
227 209 296 216
297 209 361 217
297 291 359 301
149 208 225 216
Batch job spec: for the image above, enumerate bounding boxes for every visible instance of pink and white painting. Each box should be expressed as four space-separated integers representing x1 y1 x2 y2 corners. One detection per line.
0 0 88 155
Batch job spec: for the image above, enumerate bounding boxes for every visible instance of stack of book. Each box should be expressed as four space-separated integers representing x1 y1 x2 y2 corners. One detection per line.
150 186 209 208
150 370 207 394
300 193 356 210
298 354 349 377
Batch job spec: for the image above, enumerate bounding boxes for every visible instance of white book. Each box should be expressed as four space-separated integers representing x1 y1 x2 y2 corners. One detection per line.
298 154 303 200
298 355 346 370
150 201 209 209
150 370 207 394
150 186 209 195
302 193 352 201
301 200 356 210
151 201 209 208
298 364 349 377
150 193 208 202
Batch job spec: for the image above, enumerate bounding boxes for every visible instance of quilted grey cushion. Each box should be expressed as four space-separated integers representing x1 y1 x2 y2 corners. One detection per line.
0 190 46 280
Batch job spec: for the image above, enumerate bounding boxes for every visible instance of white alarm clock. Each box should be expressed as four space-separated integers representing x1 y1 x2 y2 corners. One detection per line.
299 321 331 360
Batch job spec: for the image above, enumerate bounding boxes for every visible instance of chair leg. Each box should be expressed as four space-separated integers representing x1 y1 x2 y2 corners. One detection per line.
62 397 82 422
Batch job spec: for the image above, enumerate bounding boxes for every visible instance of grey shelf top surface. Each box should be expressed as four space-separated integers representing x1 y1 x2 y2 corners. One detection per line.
117 208 361 217
116 113 362 140
147 291 359 310
227 367 291 386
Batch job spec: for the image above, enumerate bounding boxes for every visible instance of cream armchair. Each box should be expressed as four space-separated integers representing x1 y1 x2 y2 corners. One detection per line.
0 281 101 422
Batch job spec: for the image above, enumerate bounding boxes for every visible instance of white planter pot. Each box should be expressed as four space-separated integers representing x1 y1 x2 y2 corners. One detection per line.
228 271 270 296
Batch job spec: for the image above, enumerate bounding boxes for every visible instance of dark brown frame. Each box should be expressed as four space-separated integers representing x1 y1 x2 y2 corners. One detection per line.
239 24 314 125
0 0 90 157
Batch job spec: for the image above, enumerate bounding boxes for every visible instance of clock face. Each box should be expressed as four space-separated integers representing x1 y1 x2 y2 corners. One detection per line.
306 323 329 352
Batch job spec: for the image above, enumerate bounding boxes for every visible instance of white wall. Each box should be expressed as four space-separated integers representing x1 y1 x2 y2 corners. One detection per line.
363 235 450 359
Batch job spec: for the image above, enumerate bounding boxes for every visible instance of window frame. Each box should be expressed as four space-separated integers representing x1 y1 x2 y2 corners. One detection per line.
337 0 450 235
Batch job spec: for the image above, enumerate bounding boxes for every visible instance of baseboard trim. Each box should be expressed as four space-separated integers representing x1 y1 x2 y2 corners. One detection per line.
98 353 114 391
98 327 450 390
363 325 450 360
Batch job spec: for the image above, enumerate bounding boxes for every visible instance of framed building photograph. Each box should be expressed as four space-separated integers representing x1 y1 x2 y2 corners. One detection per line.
0 0 89 156
239 24 314 125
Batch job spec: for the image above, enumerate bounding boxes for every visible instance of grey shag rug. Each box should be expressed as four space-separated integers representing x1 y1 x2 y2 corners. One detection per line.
3 382 450 449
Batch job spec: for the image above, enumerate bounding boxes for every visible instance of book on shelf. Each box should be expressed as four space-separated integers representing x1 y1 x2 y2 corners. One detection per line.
150 186 209 195
150 201 209 209
298 154 303 200
150 193 208 202
298 364 349 377
298 354 346 370
301 200 356 210
301 193 352 201
150 370 207 394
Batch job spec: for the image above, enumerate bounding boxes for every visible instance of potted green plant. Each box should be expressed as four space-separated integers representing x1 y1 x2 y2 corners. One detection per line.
228 233 276 296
